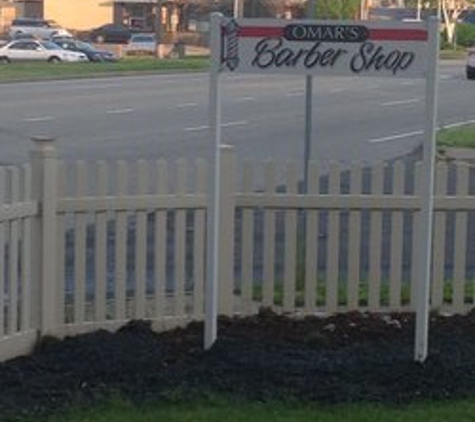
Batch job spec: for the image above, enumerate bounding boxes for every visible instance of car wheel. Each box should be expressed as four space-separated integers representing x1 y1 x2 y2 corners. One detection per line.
0 56 10 64
48 56 62 63
96 35 105 43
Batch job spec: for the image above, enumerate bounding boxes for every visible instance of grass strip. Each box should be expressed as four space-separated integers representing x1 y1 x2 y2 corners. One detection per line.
20 396 475 422
437 124 475 149
0 57 209 82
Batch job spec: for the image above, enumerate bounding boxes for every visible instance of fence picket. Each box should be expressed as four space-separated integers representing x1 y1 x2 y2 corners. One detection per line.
368 164 384 311
74 162 87 324
432 163 448 309
174 159 187 316
56 162 65 325
283 162 298 313
326 163 340 313
114 161 128 320
154 159 167 317
192 159 206 318
135 160 148 319
411 163 422 310
453 164 469 312
304 162 319 313
389 162 404 310
262 161 276 308
241 162 254 314
21 164 32 331
94 161 108 322
8 167 20 334
347 164 362 310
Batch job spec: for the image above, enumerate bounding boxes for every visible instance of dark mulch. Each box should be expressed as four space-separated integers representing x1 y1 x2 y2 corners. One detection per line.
1 309 474 420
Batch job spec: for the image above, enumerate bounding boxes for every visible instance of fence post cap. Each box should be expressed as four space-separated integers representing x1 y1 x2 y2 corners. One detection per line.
31 136 57 155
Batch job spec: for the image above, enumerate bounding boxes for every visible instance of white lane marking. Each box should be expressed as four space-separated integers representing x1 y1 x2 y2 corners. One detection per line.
368 130 423 143
106 108 134 115
184 120 248 132
184 125 209 132
441 119 475 129
381 99 420 107
174 102 198 108
222 120 248 127
235 97 256 102
287 91 304 97
368 119 475 144
24 116 54 122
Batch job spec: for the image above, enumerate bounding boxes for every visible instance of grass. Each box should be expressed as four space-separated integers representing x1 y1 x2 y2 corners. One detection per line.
0 56 209 82
437 124 475 150
0 47 465 83
17 396 475 422
238 278 474 308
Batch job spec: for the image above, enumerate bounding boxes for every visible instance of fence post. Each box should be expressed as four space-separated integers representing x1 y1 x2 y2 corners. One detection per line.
218 145 236 316
30 137 58 336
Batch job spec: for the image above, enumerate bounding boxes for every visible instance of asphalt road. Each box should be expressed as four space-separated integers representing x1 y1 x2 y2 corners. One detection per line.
0 60 473 169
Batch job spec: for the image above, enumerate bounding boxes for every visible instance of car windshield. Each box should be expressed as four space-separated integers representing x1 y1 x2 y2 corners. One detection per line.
40 41 62 50
75 41 97 52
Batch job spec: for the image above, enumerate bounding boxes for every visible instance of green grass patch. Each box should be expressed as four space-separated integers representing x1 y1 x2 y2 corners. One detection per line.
0 56 209 83
437 124 475 150
439 48 467 60
238 278 473 308
19 396 475 422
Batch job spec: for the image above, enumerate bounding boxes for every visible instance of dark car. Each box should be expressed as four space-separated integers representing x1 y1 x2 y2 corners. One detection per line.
89 24 131 44
53 37 118 62
467 47 475 80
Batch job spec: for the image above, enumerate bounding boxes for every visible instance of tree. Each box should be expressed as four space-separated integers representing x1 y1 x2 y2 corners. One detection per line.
315 0 362 19
440 0 475 44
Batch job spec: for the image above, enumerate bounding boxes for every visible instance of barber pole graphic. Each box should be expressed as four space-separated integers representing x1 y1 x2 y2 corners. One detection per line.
217 18 430 78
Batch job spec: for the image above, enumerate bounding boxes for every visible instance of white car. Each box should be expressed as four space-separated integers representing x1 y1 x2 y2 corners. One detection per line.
467 47 475 80
0 39 88 63
9 18 72 40
124 33 157 55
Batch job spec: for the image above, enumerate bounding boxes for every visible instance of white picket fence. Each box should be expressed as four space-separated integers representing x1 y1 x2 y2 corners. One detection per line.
1 138 474 361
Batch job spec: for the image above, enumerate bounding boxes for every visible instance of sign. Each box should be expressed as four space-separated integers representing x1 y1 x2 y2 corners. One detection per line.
206 14 440 364
216 18 429 78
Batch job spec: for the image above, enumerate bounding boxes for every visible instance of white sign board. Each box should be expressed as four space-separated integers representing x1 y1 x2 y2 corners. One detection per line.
215 18 430 78
206 14 440 364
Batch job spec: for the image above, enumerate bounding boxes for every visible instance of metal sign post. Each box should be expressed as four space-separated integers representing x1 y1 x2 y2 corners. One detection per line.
414 17 440 362
207 14 439 361
205 13 223 350
304 0 316 194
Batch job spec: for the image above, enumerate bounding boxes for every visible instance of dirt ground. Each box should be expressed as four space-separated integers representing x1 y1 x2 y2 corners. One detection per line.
0 309 474 420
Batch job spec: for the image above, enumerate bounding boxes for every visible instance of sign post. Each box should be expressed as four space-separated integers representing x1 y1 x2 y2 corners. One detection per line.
207 14 439 361
414 17 440 362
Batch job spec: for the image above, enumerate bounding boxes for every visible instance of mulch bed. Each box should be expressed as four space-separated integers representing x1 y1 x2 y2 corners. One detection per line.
1 309 474 419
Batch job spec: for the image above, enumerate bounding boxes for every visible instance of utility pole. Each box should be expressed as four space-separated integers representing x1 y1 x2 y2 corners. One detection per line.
233 0 244 18
154 0 163 58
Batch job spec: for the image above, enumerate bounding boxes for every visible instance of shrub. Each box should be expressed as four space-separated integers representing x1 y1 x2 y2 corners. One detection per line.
455 23 475 48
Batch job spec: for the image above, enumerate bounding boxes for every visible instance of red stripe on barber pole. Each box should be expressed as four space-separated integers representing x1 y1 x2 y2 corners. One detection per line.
237 26 428 41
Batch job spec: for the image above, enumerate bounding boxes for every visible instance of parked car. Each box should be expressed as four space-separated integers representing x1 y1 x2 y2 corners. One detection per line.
9 18 72 40
124 33 156 55
52 37 118 62
467 47 475 80
89 24 131 44
0 39 88 63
